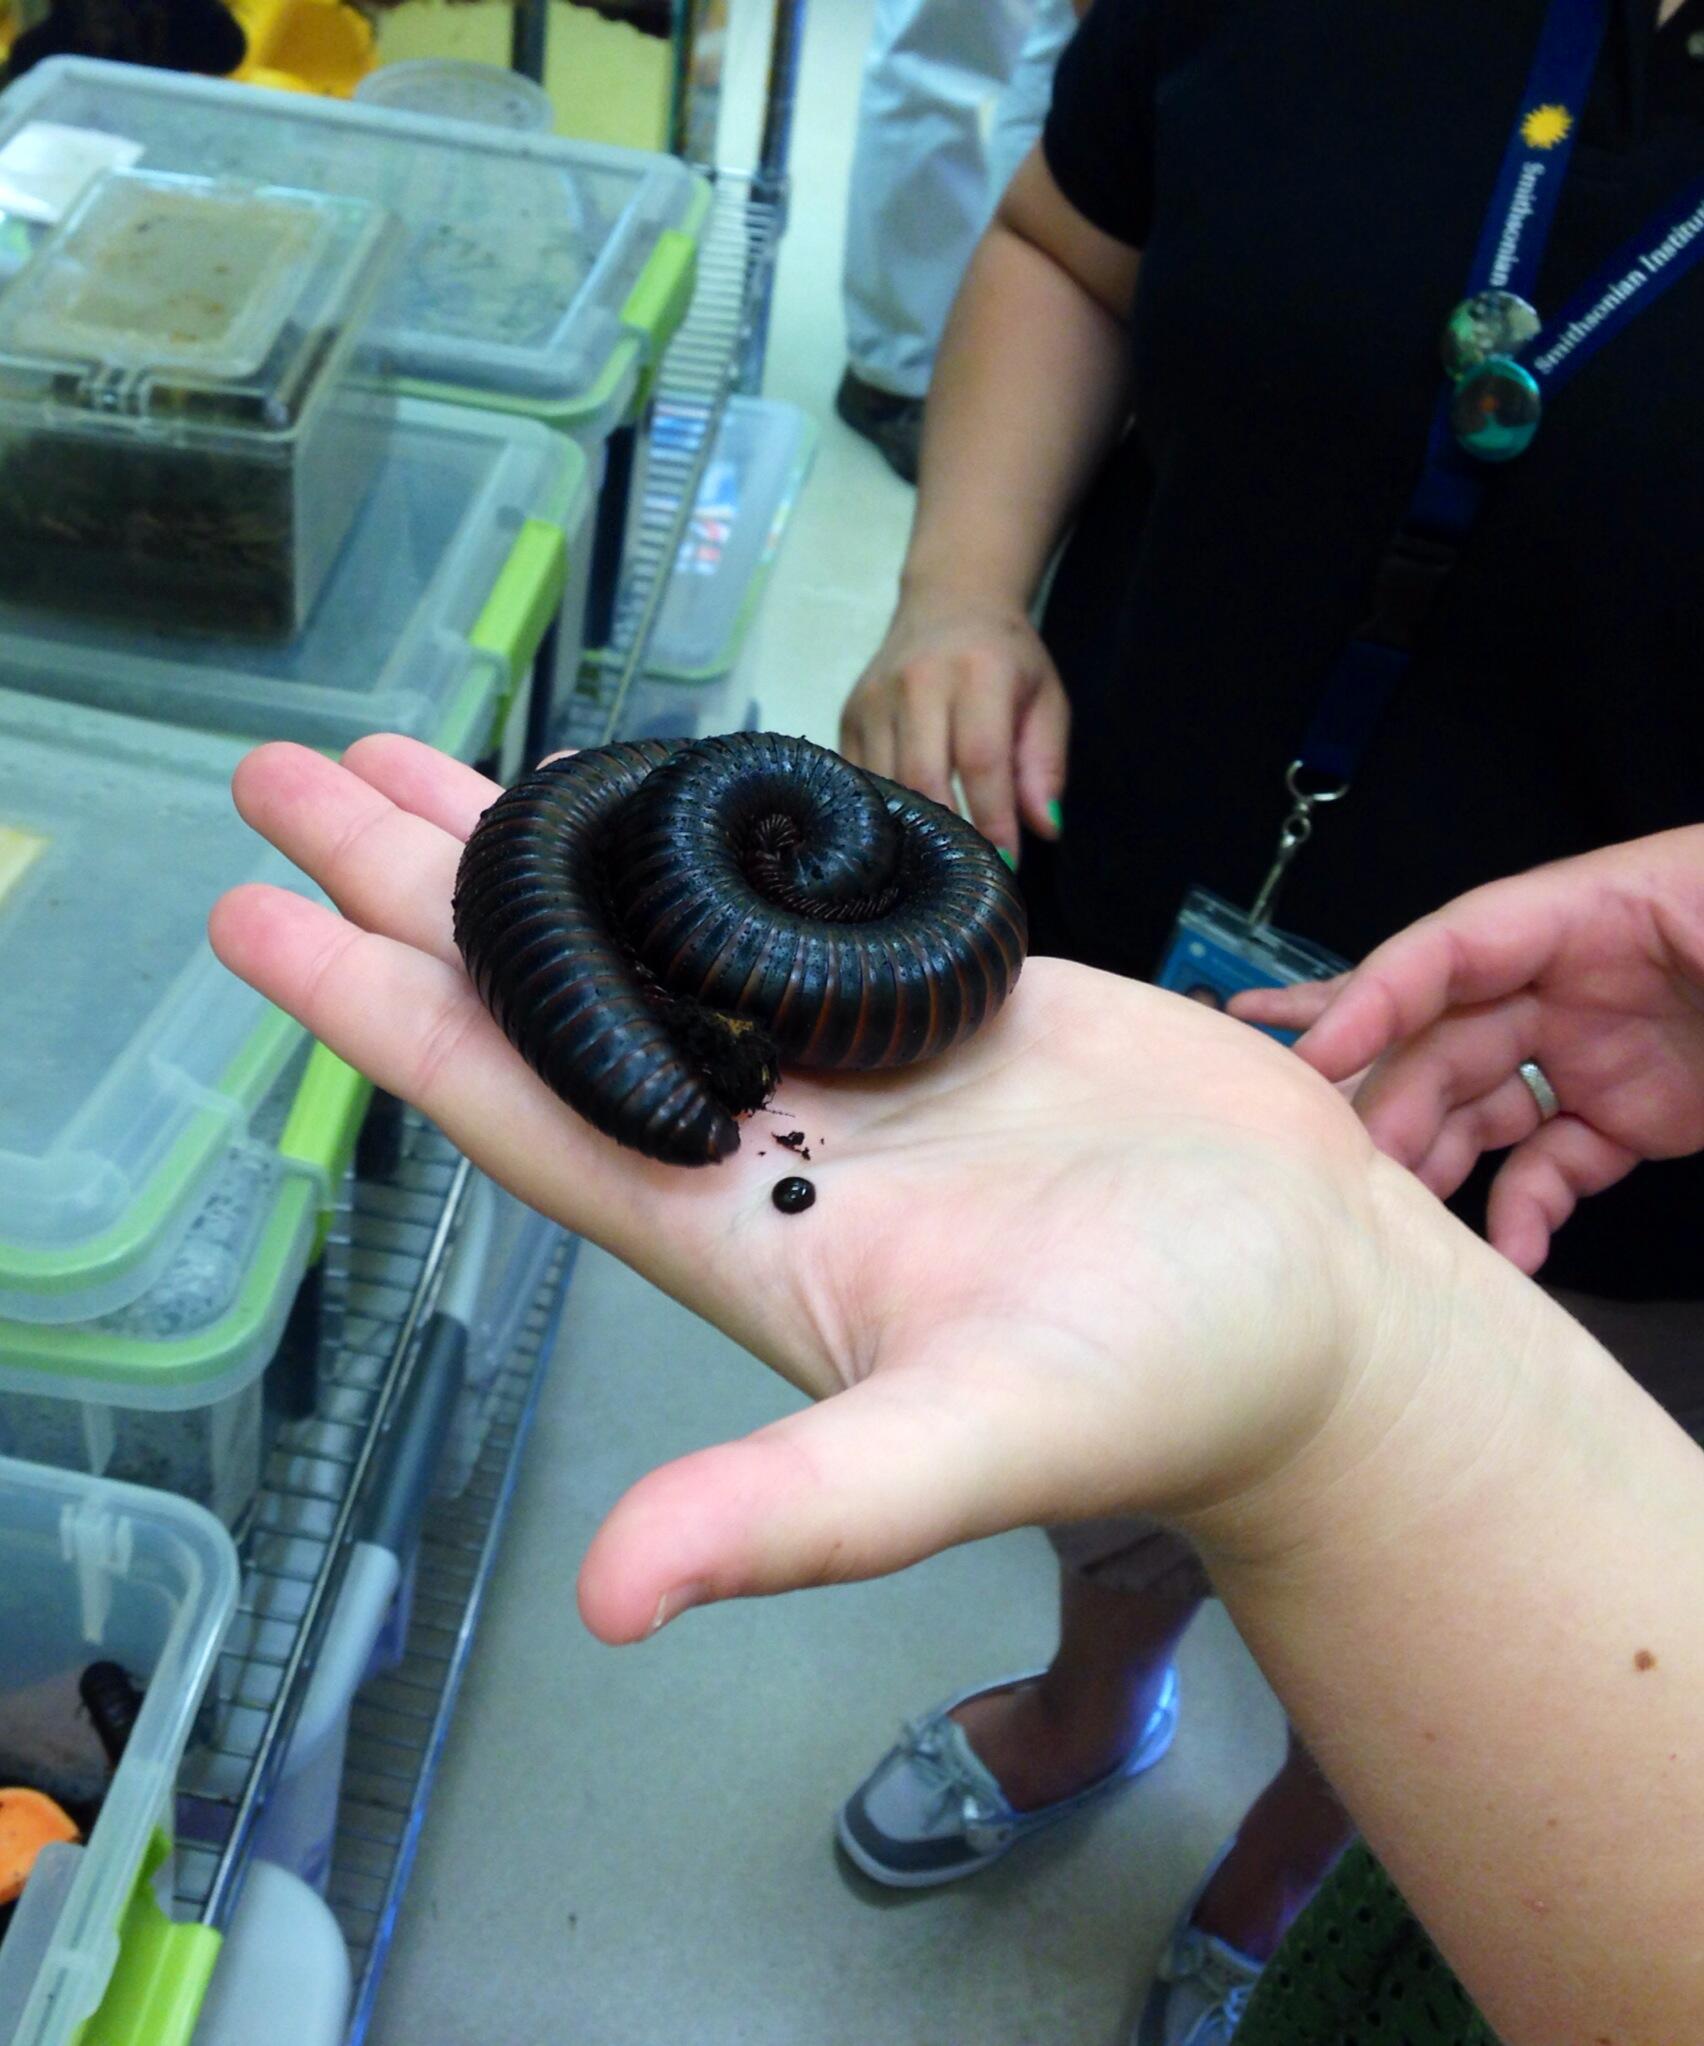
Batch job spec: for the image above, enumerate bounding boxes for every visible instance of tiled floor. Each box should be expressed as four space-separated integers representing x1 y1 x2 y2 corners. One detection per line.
368 7 1286 2041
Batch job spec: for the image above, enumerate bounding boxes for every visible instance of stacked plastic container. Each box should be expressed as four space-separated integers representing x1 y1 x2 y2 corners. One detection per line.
0 694 351 1531
0 59 712 696
0 120 597 1529
0 394 592 779
615 397 816 745
0 1462 237 2046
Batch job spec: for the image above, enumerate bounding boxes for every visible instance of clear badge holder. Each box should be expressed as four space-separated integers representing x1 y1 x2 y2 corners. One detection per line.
1155 887 1349 1044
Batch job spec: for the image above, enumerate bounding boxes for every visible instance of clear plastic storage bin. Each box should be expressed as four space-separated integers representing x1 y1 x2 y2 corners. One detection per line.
0 398 590 771
0 691 323 1330
0 62 707 448
0 167 398 640
0 1045 370 1530
0 60 710 674
614 397 815 745
0 1460 238 2046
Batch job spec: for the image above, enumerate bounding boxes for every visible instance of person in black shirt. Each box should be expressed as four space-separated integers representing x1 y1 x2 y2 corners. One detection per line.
837 0 1704 2035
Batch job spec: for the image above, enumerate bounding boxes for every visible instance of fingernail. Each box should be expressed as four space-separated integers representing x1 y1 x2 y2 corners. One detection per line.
998 846 1017 871
650 1581 709 1636
1046 799 1064 835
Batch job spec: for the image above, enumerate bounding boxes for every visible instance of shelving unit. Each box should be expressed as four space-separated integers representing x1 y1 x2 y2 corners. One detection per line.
555 169 784 751
159 21 802 2038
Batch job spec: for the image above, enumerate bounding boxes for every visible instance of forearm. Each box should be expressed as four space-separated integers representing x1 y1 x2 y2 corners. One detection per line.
1190 1165 1704 2043
900 213 1133 612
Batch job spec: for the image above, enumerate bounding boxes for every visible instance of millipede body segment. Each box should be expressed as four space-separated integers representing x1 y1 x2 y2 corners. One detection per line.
451 732 1028 1166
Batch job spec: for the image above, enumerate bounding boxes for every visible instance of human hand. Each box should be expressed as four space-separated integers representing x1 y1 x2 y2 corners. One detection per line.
1230 828 1704 1273
208 737 1432 1641
839 589 1068 863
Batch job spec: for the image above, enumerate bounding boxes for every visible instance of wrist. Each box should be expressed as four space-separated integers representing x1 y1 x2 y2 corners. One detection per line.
896 554 1038 623
1175 1155 1559 1578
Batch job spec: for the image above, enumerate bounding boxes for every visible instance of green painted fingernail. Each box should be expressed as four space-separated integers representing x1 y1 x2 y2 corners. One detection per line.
998 846 1017 870
1046 800 1064 834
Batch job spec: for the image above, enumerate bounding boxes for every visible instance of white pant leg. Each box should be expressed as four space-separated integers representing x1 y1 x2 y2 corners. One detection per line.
842 0 1033 398
986 0 1077 204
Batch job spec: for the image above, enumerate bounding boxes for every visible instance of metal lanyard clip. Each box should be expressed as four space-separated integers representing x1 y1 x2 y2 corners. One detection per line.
1248 761 1349 929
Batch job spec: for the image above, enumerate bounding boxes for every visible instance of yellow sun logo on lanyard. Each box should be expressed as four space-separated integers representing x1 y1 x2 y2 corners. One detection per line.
1522 104 1574 147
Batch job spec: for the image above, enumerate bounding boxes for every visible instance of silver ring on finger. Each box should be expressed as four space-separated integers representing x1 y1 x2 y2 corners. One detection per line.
1516 1059 1560 1123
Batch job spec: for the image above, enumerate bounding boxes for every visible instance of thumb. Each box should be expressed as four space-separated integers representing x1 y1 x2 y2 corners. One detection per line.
576 1374 1030 1644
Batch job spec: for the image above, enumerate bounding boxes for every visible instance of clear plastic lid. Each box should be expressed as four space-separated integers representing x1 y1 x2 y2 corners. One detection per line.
0 691 317 1325
645 397 817 679
0 397 589 755
0 166 396 442
0 61 710 425
0 1460 237 2046
354 59 556 134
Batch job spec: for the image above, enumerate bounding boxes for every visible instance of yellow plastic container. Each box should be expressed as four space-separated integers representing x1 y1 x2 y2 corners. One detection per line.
230 0 375 97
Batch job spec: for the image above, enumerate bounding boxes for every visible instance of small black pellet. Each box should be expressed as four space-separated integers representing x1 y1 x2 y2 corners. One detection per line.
772 1176 816 1214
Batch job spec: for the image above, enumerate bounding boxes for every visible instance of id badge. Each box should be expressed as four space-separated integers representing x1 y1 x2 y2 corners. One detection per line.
1155 886 1349 1044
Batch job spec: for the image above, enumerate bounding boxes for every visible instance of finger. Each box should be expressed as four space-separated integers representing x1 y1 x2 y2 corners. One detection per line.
949 686 1021 859
1298 889 1559 1081
894 672 955 808
1486 1120 1639 1274
1349 999 1535 1170
341 732 503 843
847 697 898 783
1013 674 1069 840
208 884 643 1249
1229 975 1346 1032
232 743 464 965
578 1371 1034 1644
1407 1070 1550 1201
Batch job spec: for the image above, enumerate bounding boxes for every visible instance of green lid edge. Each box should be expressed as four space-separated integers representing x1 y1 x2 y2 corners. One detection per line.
77 1833 221 2046
0 1004 302 1301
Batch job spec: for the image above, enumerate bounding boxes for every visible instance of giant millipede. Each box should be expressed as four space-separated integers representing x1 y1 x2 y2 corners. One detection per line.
451 732 1028 1167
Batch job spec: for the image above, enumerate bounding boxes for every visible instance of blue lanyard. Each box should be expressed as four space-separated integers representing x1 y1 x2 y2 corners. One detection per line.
1251 0 1704 921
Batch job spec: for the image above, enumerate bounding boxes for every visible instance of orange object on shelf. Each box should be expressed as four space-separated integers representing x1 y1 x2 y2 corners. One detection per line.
0 1786 82 1905
229 0 375 97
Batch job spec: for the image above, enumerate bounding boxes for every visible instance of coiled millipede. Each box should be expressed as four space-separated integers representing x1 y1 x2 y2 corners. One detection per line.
452 733 1028 1168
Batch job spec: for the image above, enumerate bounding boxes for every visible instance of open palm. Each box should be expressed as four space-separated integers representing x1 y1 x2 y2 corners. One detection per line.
211 737 1386 1641
1234 829 1704 1273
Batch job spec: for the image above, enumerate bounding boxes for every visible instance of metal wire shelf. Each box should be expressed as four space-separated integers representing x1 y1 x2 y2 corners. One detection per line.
173 1120 576 2040
553 169 784 752
333 1224 575 2041
173 1134 473 1925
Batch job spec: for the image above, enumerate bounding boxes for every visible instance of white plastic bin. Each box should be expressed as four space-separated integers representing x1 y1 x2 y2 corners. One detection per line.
0 1460 237 2046
189 1861 349 2046
613 397 816 745
0 398 588 772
